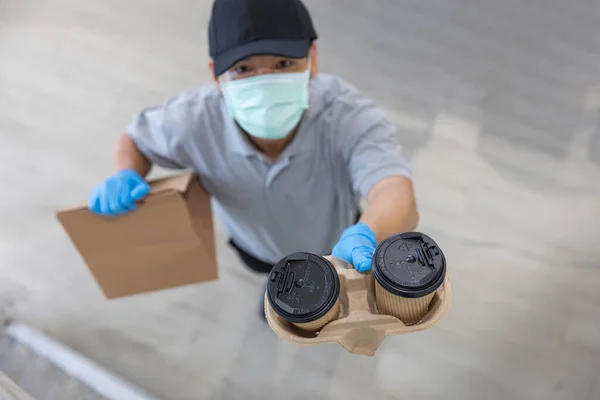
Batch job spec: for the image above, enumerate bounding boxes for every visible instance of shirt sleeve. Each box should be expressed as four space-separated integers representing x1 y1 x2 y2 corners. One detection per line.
337 93 411 198
125 100 193 170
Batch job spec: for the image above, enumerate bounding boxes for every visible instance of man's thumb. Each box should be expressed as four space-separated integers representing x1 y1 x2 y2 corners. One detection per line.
352 247 374 272
130 182 150 201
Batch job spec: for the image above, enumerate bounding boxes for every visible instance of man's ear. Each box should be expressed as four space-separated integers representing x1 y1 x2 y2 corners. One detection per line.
209 59 220 91
309 43 318 79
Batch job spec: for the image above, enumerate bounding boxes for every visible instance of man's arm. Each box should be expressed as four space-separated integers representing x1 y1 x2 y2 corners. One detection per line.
359 175 419 243
112 133 152 177
330 85 416 271
89 101 191 216
332 175 418 272
88 134 153 216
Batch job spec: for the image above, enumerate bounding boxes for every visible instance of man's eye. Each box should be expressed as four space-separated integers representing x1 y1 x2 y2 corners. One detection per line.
234 65 251 74
276 60 292 69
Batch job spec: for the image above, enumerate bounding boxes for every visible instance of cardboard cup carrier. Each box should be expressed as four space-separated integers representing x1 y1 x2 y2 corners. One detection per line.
265 232 452 356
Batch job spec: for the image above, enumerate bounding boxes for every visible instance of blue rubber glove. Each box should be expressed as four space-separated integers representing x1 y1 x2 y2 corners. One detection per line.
88 169 150 216
332 222 377 272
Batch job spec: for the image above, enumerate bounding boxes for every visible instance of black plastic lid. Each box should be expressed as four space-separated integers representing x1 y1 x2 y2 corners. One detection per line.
372 232 446 298
266 252 340 324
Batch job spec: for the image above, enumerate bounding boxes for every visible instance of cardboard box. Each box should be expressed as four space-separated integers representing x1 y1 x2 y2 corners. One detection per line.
56 172 217 299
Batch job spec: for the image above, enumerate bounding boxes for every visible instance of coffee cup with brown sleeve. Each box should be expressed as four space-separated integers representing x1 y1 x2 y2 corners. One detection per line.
372 232 446 325
266 252 341 332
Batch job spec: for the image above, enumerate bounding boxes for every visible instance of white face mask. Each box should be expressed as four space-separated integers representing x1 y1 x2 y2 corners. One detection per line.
220 61 311 140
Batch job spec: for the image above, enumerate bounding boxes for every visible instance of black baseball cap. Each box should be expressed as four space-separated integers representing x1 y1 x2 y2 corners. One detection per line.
208 0 318 76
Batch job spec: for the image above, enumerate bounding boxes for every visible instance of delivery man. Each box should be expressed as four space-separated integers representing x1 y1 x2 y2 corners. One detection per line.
88 0 419 314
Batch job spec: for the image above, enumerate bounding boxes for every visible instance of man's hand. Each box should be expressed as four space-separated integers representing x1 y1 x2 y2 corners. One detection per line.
332 222 377 272
88 169 150 216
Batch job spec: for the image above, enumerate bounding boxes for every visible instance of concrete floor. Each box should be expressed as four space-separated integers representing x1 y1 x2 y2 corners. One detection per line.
2 0 600 399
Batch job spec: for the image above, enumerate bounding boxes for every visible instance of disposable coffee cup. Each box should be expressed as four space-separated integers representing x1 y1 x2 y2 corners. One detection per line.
372 232 446 325
266 252 341 332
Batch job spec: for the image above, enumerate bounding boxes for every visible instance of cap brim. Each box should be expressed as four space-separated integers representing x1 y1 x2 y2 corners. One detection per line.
213 39 311 76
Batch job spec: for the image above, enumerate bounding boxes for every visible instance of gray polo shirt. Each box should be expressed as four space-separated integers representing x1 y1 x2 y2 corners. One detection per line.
127 74 410 264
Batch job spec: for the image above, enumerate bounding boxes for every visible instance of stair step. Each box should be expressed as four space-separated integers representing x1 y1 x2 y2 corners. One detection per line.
0 333 108 400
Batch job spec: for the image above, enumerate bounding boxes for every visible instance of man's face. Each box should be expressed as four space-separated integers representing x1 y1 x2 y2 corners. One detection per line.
211 43 318 86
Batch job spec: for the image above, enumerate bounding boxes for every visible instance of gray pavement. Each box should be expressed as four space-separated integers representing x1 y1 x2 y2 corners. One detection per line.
0 334 108 400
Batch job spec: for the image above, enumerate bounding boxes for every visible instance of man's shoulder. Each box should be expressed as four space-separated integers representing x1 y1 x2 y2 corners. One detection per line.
310 73 362 105
151 83 229 144
308 74 385 131
309 74 380 117
162 83 224 118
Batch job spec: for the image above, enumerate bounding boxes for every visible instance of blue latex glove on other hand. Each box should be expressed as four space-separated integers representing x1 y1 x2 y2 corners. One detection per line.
88 169 150 216
332 222 377 272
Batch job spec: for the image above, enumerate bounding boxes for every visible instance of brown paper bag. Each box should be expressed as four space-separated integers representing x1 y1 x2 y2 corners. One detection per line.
56 172 217 299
